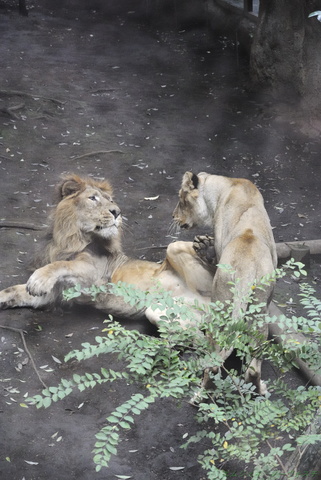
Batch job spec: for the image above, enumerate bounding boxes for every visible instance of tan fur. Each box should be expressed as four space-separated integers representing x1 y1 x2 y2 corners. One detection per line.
0 174 214 326
37 174 122 265
173 171 278 393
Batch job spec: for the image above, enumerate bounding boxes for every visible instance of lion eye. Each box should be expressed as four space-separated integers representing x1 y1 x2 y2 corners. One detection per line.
89 195 98 201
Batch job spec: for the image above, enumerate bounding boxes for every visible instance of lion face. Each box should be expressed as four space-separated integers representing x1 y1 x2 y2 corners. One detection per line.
54 176 122 241
38 174 125 264
73 186 122 239
172 171 210 229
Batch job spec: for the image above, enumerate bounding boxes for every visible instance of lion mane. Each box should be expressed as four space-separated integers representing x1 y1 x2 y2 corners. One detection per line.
35 174 123 267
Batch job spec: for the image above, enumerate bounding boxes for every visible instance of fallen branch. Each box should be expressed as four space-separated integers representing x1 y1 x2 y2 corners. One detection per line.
0 325 47 388
276 239 321 258
0 89 66 105
0 222 46 231
136 239 321 255
90 88 117 94
135 245 168 251
70 150 125 161
268 303 321 479
268 302 321 387
281 411 321 480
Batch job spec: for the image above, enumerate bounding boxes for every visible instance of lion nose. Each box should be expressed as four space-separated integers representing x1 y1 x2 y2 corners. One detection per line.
110 206 121 219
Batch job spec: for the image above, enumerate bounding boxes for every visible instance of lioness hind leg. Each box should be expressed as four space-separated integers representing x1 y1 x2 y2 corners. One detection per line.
0 284 53 309
165 241 214 296
245 358 268 395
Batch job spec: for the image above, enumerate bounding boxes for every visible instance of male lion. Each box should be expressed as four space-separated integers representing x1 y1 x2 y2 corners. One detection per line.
0 174 214 326
173 171 278 392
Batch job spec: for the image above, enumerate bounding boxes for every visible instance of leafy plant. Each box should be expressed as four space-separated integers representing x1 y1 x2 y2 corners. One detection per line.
25 260 321 478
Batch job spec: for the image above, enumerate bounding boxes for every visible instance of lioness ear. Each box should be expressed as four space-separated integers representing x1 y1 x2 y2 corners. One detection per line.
59 175 85 199
191 173 199 189
182 171 199 191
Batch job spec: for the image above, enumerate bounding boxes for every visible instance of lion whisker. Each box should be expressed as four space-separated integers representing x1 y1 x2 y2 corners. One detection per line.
168 219 180 236
120 219 133 236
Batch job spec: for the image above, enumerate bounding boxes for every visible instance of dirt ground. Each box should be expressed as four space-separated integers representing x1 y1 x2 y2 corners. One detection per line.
0 1 321 479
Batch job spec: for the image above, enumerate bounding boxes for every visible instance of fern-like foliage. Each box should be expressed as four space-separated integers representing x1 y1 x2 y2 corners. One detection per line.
25 260 321 479
94 393 156 471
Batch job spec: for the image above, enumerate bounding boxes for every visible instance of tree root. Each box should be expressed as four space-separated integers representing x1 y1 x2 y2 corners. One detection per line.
0 89 66 105
276 239 321 258
0 324 47 388
0 102 25 120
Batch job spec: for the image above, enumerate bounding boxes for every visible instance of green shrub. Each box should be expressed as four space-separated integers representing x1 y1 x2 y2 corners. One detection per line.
26 260 321 478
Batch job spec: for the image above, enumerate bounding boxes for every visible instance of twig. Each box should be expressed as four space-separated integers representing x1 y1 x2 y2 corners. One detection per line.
221 364 246 400
0 154 12 161
266 439 288 476
0 221 46 231
90 88 117 94
0 102 26 119
0 324 47 388
70 150 125 161
135 245 168 251
0 106 22 120
7 102 25 112
0 89 66 105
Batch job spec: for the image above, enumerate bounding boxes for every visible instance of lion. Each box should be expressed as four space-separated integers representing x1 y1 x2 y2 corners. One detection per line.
0 174 214 327
172 171 278 393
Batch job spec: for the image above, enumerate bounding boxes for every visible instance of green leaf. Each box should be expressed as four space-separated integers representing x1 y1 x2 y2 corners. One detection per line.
297 434 321 445
73 374 81 383
106 444 117 455
119 422 131 429
42 396 52 408
107 416 119 423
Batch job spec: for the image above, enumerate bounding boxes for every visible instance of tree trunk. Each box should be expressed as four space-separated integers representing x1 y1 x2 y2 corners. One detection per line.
250 0 321 110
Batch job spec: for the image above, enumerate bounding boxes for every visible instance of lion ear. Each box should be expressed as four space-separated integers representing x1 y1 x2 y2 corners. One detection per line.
181 171 199 191
59 175 85 199
96 179 113 196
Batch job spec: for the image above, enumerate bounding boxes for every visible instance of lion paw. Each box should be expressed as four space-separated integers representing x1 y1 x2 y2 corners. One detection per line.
259 380 268 396
0 288 16 309
26 269 56 296
193 235 217 267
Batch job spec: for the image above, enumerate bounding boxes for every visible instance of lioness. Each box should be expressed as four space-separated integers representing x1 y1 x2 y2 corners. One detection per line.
173 171 278 392
0 174 213 326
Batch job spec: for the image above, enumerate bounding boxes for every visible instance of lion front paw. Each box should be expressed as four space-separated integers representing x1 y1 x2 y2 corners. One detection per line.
0 287 17 309
193 235 217 268
26 269 56 296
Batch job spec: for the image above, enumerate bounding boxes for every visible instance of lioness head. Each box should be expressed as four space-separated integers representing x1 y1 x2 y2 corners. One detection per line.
172 171 211 229
54 174 122 241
